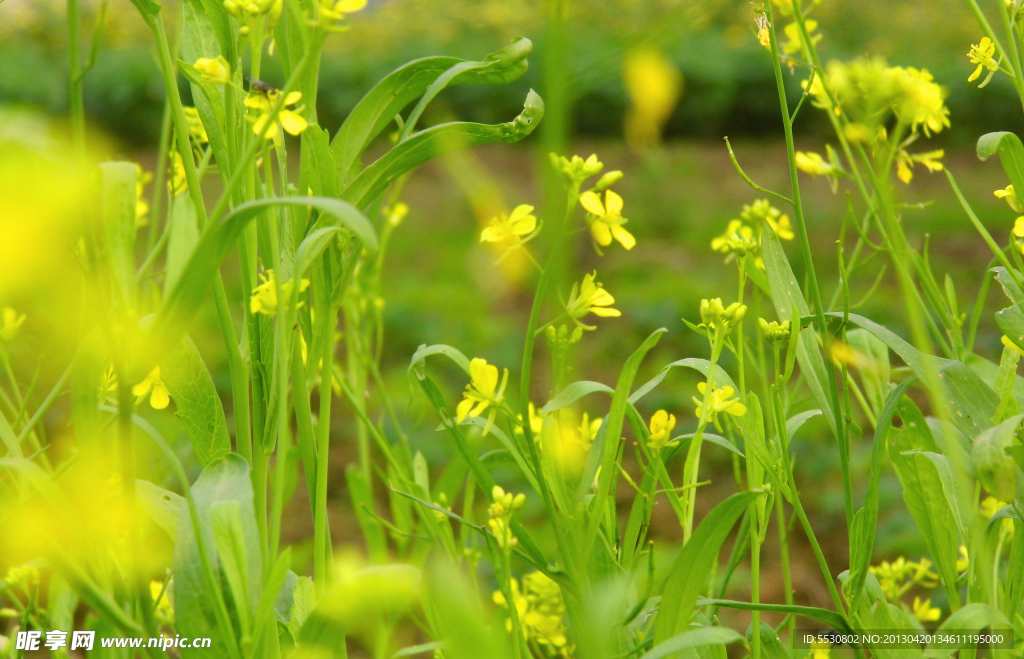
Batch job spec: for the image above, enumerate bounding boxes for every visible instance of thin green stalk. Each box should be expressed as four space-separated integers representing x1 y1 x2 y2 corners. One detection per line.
767 0 853 530
68 0 86 157
681 330 724 542
314 307 338 597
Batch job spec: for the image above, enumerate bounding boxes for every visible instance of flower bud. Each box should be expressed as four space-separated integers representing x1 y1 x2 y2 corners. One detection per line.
594 170 623 191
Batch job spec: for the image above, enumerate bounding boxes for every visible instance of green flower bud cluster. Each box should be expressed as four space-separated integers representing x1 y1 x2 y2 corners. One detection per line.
700 298 747 333
758 318 790 344
551 153 604 186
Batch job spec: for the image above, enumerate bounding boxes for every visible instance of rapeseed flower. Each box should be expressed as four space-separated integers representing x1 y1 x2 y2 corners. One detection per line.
694 382 746 431
151 581 174 626
967 37 999 86
699 298 747 333
622 46 682 148
183 107 208 144
912 596 940 622
711 220 757 257
134 164 153 227
758 318 791 344
193 57 230 85
578 413 602 450
896 149 944 184
741 199 794 240
796 151 834 177
246 91 308 143
480 205 538 250
0 308 25 341
494 572 571 657
810 639 831 659
647 410 677 450
169 151 187 196
981 495 1015 536
487 485 524 548
565 271 620 329
250 270 310 316
869 556 938 601
456 358 509 436
756 15 771 49
133 367 170 410
516 402 544 438
957 545 969 573
318 0 367 25
552 153 604 185
996 185 1024 212
581 189 635 253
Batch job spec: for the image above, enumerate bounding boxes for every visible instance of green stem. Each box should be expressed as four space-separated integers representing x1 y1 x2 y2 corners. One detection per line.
314 307 338 597
68 0 86 158
767 0 853 530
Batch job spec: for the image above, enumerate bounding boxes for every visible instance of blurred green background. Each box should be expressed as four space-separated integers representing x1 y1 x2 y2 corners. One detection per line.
2 0 1020 616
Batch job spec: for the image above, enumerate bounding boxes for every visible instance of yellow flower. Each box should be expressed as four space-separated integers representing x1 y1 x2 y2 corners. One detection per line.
480 204 538 249
249 269 310 316
957 545 969 573
553 153 604 184
134 164 153 227
967 37 999 85
245 90 308 142
622 46 682 148
516 402 544 439
741 199 794 240
1001 335 1024 357
193 56 230 85
646 410 677 450
319 0 367 22
0 308 26 341
711 220 757 257
133 367 170 410
796 151 834 177
896 149 944 184
755 15 771 49
456 358 509 436
183 106 208 144
581 189 635 252
566 271 621 328
487 485 524 548
981 495 1015 536
995 185 1024 213
151 581 174 625
782 20 821 57
578 412 602 449
693 382 746 431
386 202 409 227
810 639 831 659
893 67 950 137
870 557 938 601
912 596 941 622
169 151 188 196
1014 217 1024 238
494 572 570 655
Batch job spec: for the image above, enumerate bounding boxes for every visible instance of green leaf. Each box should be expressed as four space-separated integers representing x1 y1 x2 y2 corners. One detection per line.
847 377 916 610
174 454 261 659
180 0 221 64
747 622 790 659
590 329 668 543
977 132 1024 197
301 127 340 199
331 39 532 184
889 398 963 609
178 61 229 182
164 195 200 296
99 162 138 307
971 413 1024 501
341 90 544 209
669 432 745 458
393 642 446 658
210 500 252 637
137 479 184 541
993 266 1024 309
409 344 471 376
0 411 21 458
696 599 852 631
785 409 822 440
631 358 736 404
847 329 890 417
966 352 1024 410
541 380 613 415
642 626 744 659
829 312 999 439
654 491 759 643
159 334 232 467
734 392 789 498
421 561 513 659
924 603 1011 657
285 576 316 645
762 226 836 435
143 197 376 374
346 464 388 562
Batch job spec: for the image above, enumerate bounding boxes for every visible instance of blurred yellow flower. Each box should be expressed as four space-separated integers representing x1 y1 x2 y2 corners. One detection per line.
981 495 1015 536
581 190 635 252
169 151 188 196
694 382 746 431
957 545 969 573
782 20 820 58
1001 335 1024 357
796 151 834 177
741 199 794 240
250 269 310 316
151 581 174 625
967 37 999 85
487 485 524 548
3 565 39 593
183 106 208 144
622 46 682 148
647 410 677 450
756 15 771 49
319 0 367 22
0 308 26 341
246 91 308 142
810 639 831 659
517 402 544 438
456 358 508 435
480 204 538 249
134 164 153 227
896 149 944 184
912 596 941 622
711 220 756 256
133 367 170 410
870 556 938 601
996 185 1024 213
494 572 570 655
194 56 230 85
566 271 621 328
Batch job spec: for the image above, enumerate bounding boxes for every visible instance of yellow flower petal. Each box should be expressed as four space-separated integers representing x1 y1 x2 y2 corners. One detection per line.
279 110 308 136
611 224 636 250
580 191 606 216
590 220 613 246
604 189 624 215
